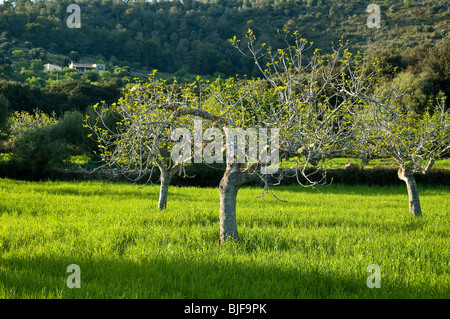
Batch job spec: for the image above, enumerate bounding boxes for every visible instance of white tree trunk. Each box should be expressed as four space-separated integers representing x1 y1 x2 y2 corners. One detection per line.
219 171 240 244
158 169 172 210
398 167 422 217
219 164 258 244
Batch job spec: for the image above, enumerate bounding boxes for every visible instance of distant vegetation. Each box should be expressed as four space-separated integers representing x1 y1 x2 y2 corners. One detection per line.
0 1 448 109
0 79 121 114
0 0 449 79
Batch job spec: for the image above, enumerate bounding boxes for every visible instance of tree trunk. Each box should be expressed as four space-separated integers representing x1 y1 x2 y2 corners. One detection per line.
158 169 172 210
219 171 240 244
398 166 422 217
218 164 258 244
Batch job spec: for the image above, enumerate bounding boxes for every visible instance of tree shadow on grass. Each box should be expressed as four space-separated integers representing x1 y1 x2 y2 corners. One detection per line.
21 184 160 200
11 182 219 204
0 253 432 299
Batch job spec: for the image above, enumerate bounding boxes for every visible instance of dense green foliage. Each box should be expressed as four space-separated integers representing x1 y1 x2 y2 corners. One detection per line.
371 43 450 112
13 124 66 174
0 94 9 128
54 110 93 155
0 0 448 114
2 109 93 177
0 179 448 298
0 80 122 114
0 0 449 78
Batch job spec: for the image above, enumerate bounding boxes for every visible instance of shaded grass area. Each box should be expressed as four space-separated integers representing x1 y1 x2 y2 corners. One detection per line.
0 179 449 298
2 153 450 170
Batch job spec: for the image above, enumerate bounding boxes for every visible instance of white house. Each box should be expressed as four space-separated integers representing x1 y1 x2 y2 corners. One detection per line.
44 63 62 72
92 64 105 72
69 62 106 74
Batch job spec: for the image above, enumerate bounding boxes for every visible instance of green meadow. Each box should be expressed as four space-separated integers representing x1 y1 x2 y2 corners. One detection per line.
279 157 450 170
0 178 449 299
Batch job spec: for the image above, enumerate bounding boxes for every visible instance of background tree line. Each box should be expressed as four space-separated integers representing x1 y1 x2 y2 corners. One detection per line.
0 79 121 114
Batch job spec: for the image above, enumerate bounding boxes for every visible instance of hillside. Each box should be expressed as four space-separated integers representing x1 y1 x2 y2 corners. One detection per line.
0 0 449 116
0 0 448 79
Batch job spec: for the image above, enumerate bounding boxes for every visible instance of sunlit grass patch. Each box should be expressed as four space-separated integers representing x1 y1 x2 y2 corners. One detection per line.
0 178 448 298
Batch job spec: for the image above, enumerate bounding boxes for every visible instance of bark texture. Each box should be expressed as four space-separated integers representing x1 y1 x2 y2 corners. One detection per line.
219 164 258 244
398 166 422 217
158 169 172 210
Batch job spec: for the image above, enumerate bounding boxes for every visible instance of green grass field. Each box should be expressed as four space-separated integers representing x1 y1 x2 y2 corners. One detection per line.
0 178 449 299
279 157 450 170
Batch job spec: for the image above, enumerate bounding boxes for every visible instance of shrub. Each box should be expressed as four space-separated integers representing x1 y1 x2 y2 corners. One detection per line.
55 110 91 155
7 109 57 143
0 95 9 129
13 124 67 176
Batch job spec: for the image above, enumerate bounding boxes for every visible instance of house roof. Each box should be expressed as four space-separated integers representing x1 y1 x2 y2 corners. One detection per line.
71 63 96 68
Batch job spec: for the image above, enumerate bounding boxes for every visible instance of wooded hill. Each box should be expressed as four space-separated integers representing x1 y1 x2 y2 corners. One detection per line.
0 0 449 116
0 0 448 77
